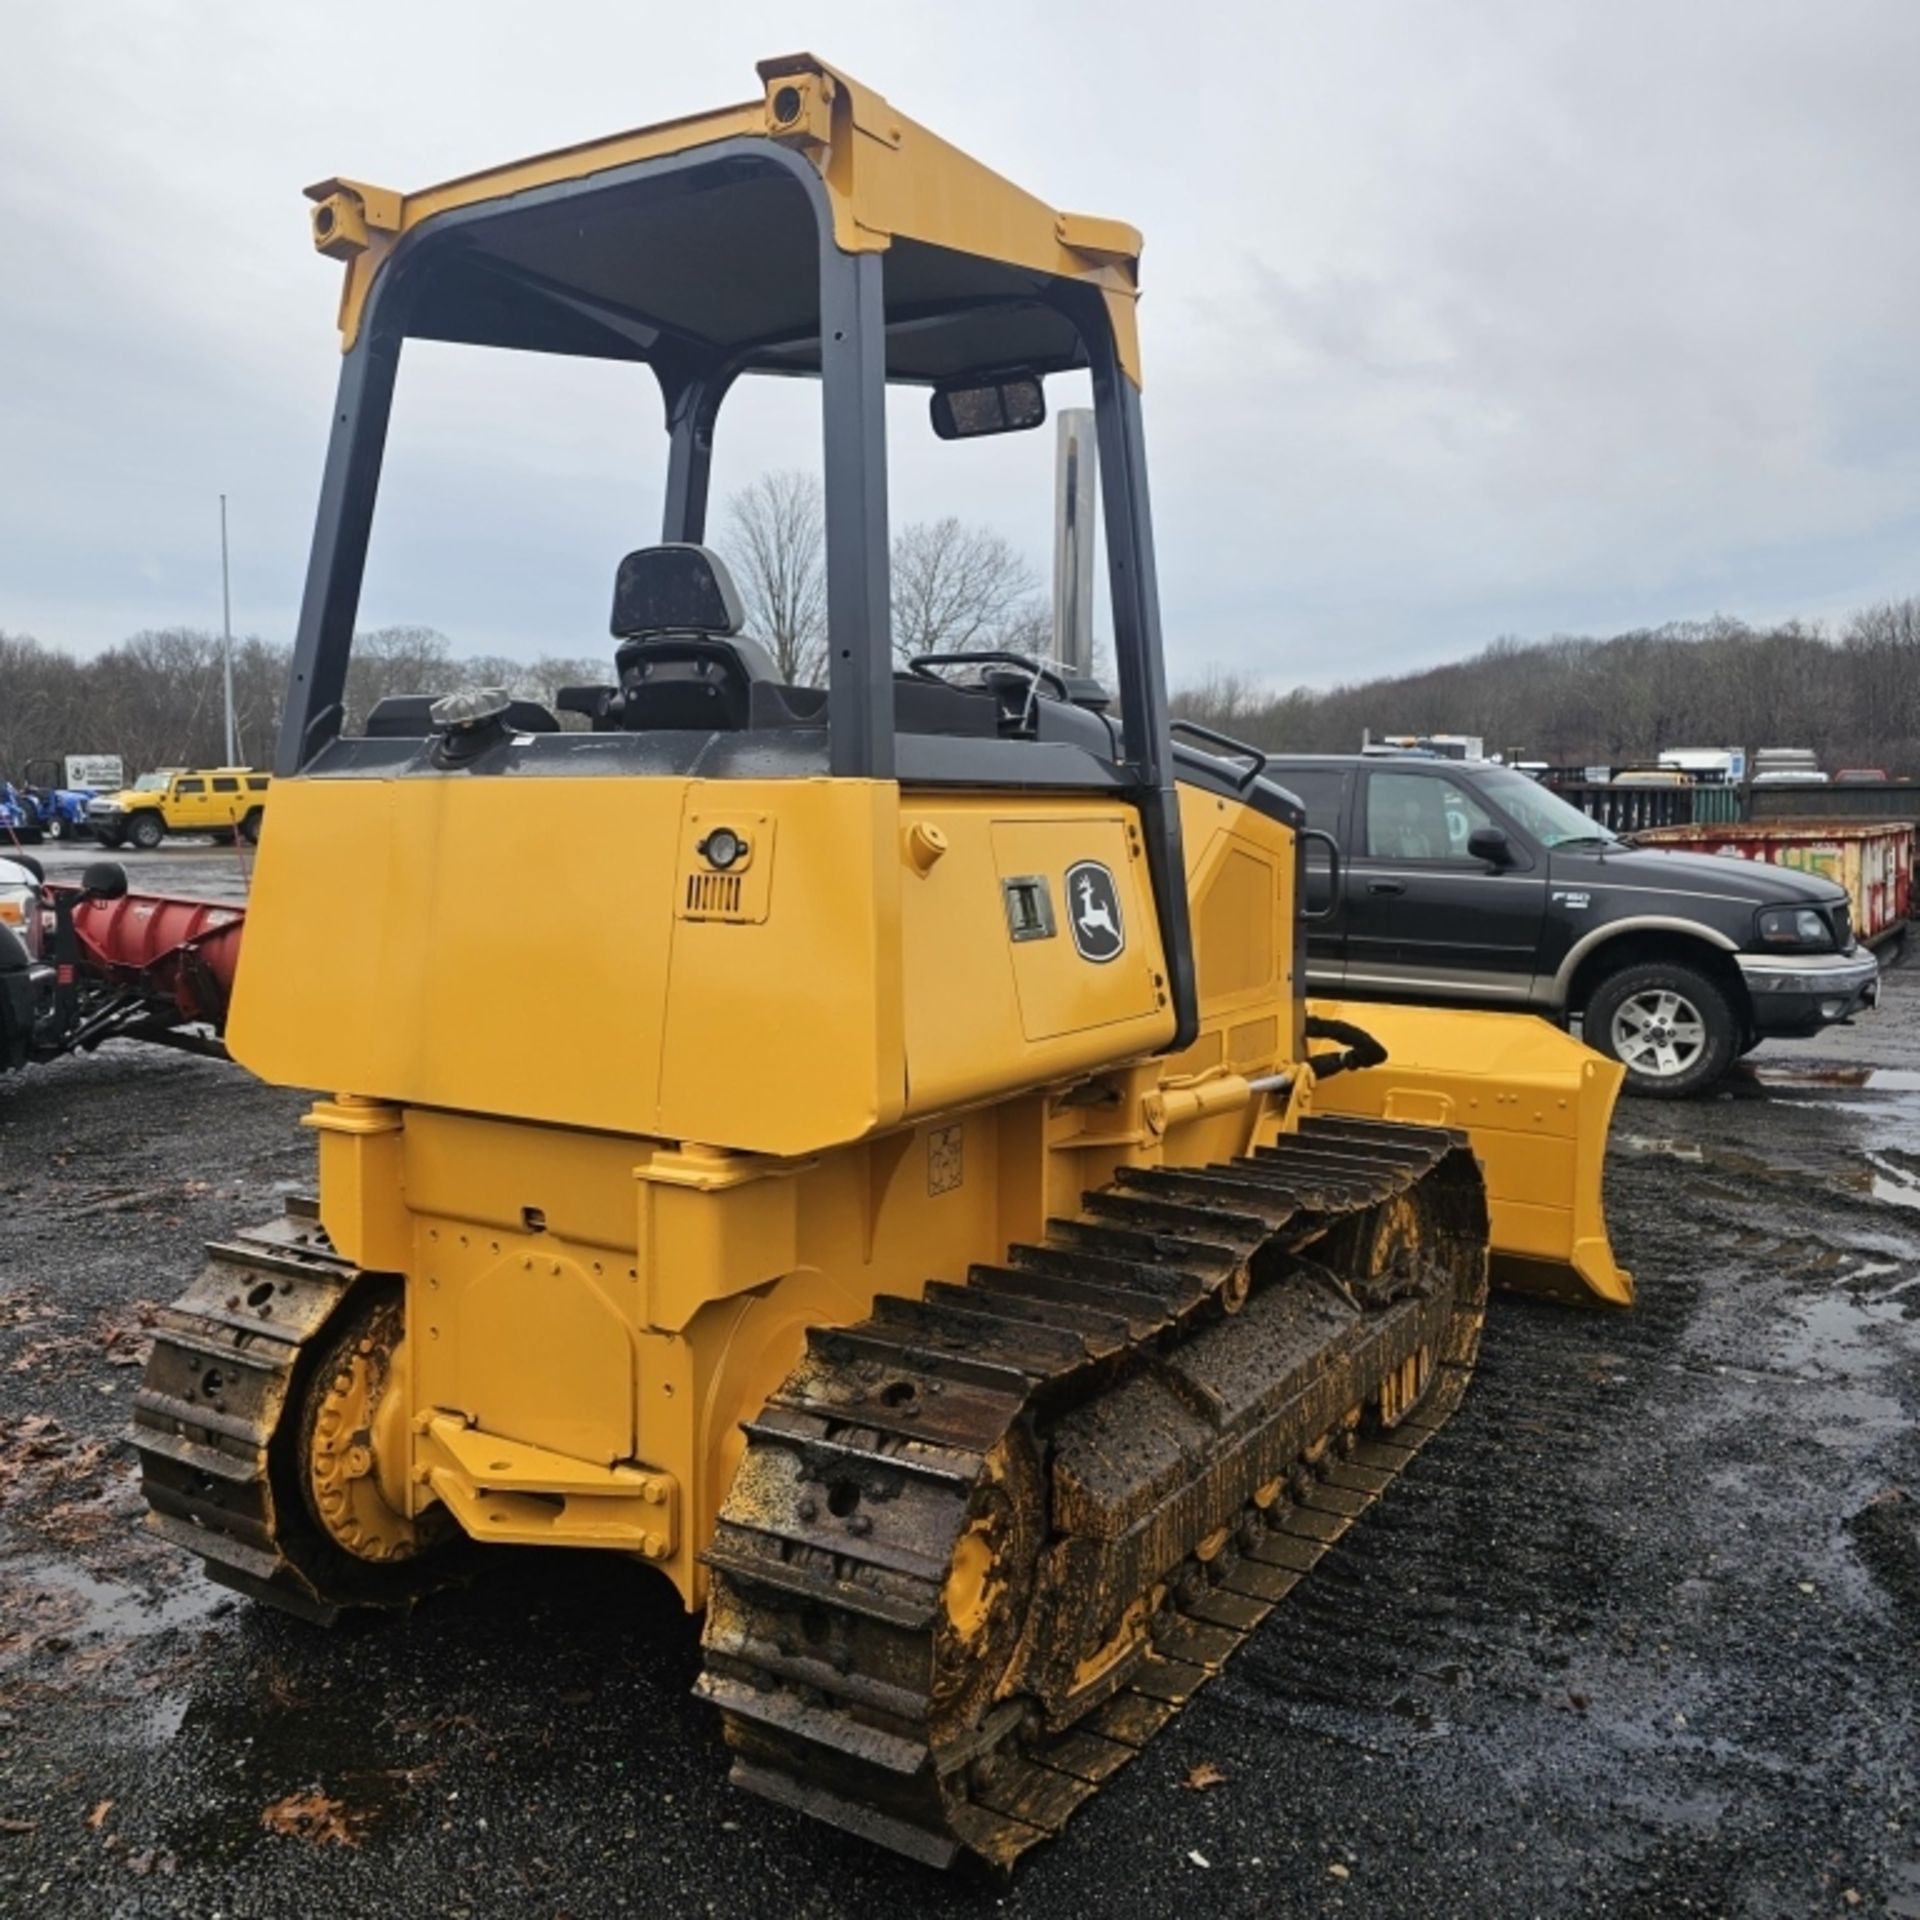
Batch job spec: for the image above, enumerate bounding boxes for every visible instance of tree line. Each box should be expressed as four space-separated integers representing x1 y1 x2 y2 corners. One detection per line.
7 476 1913 779
0 471 1047 777
1171 601 1920 773
0 625 606 779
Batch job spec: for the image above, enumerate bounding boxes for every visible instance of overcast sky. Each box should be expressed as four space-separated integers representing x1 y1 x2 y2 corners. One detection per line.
4 1 1916 691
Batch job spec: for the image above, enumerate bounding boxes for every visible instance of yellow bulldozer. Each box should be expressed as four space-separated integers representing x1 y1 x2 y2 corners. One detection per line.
133 56 1628 1872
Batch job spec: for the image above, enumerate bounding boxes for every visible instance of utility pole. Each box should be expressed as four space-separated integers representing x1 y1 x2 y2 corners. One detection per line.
219 494 238 765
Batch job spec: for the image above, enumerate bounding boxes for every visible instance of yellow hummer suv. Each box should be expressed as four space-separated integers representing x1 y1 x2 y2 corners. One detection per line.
88 767 269 851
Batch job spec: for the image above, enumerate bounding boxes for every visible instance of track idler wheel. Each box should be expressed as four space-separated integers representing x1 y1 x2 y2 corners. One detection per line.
1320 1184 1487 1431
301 1292 429 1565
929 1430 1044 1735
280 1284 455 1605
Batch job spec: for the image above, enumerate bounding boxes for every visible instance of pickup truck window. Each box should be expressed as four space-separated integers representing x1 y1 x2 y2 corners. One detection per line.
1473 769 1618 849
1365 772 1491 861
1275 767 1348 830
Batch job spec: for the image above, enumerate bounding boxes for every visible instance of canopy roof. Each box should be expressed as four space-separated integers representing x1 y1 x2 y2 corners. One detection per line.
308 54 1146 385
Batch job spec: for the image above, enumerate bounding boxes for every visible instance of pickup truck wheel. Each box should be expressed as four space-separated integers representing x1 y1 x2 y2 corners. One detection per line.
127 812 166 852
1587 961 1738 1099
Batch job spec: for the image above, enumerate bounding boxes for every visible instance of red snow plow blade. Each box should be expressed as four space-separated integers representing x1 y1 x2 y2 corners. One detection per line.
47 883 246 1051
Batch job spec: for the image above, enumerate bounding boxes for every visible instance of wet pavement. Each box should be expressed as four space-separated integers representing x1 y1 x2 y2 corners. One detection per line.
1 849 1915 1917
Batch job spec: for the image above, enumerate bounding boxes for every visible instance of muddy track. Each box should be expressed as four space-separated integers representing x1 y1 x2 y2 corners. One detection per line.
702 1121 1488 1870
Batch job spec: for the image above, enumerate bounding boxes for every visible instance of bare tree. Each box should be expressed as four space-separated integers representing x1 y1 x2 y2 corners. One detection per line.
890 517 1042 663
1172 668 1265 733
716 471 828 685
343 625 454 730
455 651 609 729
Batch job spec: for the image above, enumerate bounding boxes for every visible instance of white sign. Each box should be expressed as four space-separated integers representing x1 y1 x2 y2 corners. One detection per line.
63 755 125 792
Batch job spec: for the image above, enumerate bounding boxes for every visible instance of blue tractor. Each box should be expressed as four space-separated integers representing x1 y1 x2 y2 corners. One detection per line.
10 762 99 843
0 782 43 848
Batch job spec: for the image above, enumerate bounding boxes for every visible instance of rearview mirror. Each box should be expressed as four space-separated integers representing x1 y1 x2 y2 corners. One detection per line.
930 371 1046 441
1467 826 1512 867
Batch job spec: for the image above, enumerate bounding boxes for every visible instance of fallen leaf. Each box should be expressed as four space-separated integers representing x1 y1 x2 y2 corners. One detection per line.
1328 1862 1351 1880
261 1791 362 1849
87 1799 113 1830
0 1816 38 1834
1182 1762 1227 1792
98 1304 161 1367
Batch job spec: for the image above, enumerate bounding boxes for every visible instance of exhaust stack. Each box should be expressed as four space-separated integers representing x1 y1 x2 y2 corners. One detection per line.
1050 407 1106 706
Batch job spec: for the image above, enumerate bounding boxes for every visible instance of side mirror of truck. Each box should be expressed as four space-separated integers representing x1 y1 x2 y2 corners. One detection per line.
1467 826 1513 868
81 862 129 901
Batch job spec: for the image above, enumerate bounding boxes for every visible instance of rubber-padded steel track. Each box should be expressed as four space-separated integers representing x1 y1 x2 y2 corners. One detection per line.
697 1114 1491 1870
129 1198 367 1624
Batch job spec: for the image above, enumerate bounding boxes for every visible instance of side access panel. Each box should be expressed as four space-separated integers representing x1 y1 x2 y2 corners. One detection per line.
1302 999 1631 1309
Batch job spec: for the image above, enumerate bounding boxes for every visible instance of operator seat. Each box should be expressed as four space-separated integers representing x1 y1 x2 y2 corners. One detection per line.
609 544 778 732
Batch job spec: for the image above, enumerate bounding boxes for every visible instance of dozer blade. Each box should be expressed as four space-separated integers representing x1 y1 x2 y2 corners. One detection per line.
1304 1000 1632 1309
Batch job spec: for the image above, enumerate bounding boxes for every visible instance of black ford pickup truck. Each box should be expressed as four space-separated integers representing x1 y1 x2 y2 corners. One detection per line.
1273 754 1880 1097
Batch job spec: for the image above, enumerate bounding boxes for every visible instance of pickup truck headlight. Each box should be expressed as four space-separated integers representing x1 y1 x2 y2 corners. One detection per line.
1755 906 1833 950
0 882 40 958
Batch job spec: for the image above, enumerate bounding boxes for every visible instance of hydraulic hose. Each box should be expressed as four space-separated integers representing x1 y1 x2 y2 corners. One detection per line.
1303 1012 1389 1082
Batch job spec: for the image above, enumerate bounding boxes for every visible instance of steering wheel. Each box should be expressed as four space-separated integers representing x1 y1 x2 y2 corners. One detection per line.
905 650 1071 703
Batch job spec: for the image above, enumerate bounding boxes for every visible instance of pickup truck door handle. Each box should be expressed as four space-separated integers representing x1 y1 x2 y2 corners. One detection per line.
1366 878 1406 896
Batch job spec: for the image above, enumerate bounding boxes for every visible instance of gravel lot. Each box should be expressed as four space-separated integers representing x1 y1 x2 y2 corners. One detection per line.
2 840 1916 1918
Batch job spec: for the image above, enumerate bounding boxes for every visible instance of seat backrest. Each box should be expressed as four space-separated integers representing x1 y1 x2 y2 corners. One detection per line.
610 544 746 642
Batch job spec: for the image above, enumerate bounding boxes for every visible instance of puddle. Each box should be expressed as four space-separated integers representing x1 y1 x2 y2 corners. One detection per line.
1616 1135 1706 1165
0 1553 228 1746
1891 1858 1920 1920
1746 1063 1920 1094
1775 1291 1916 1413
1618 1134 1920 1221
6 1554 224 1647
1865 1154 1920 1210
1387 1691 1448 1734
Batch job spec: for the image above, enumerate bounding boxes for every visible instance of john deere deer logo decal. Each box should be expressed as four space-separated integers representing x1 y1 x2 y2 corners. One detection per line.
1065 860 1125 964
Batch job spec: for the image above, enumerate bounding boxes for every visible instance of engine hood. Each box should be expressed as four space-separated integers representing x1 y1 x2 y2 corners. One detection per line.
1551 842 1848 907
